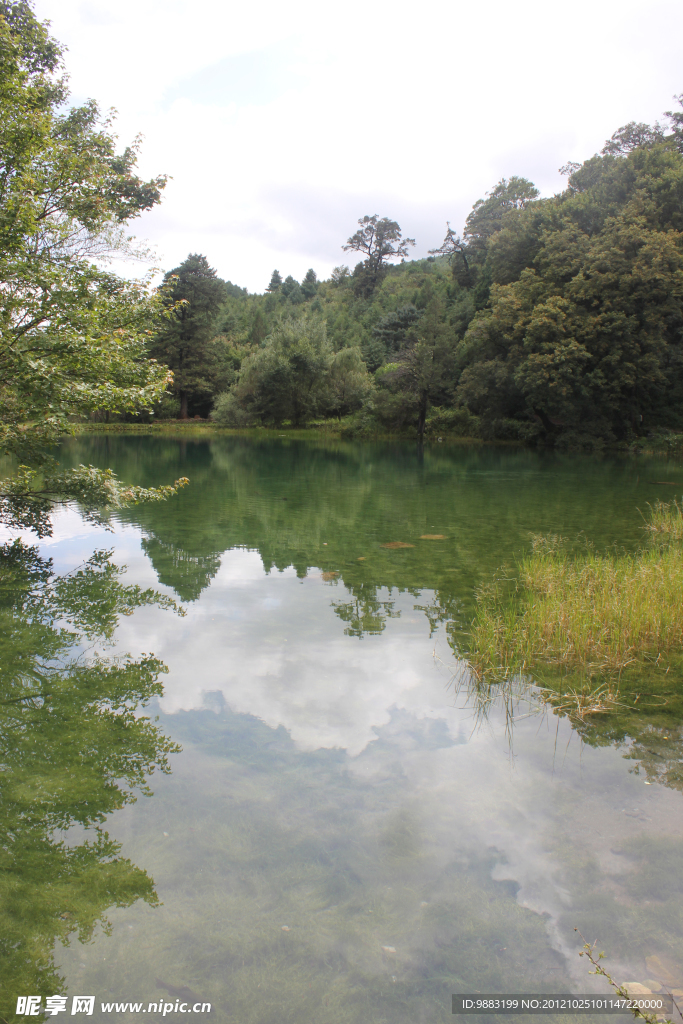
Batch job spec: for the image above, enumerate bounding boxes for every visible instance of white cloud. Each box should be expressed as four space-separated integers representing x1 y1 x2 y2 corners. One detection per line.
35 0 683 288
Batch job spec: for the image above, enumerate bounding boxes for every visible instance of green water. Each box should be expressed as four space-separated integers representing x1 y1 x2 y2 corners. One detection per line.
2 435 683 1024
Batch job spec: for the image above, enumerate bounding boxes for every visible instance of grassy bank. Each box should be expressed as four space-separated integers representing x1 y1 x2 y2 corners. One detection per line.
464 501 683 697
68 419 486 444
70 421 343 439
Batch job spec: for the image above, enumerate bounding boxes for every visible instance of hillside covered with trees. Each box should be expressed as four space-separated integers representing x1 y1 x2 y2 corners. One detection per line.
148 103 683 448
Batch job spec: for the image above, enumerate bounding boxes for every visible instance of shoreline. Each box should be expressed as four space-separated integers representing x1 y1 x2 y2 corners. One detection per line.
67 421 683 455
67 421 489 446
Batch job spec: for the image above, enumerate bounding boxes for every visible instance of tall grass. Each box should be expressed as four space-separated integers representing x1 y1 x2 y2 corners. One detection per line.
643 497 683 542
467 501 683 688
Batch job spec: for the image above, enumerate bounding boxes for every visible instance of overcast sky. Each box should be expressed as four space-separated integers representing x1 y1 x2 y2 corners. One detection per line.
35 0 683 292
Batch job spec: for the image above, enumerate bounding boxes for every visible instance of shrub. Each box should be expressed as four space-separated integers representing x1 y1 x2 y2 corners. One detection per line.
210 392 255 427
424 407 481 438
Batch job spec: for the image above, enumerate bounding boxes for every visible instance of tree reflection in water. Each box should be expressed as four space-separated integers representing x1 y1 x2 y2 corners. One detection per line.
0 539 182 1016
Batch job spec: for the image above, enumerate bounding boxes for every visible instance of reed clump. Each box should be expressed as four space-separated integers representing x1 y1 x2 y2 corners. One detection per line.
643 497 683 543
468 501 683 685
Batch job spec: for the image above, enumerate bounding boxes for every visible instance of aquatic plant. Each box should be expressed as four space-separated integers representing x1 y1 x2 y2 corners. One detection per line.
643 499 683 544
465 502 683 691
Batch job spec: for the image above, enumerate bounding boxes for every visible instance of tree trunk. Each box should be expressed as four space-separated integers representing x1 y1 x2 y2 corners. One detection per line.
532 406 555 436
179 391 189 420
417 393 428 439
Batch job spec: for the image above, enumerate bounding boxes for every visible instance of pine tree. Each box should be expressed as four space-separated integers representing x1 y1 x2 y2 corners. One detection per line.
150 254 228 419
301 268 318 299
266 269 283 292
281 276 304 303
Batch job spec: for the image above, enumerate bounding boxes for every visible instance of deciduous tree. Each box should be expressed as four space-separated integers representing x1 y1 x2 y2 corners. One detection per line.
342 215 415 296
431 179 540 298
227 318 332 426
326 346 373 418
0 0 186 532
456 145 683 443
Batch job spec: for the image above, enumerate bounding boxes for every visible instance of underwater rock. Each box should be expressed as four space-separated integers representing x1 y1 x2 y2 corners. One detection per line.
621 983 653 996
646 955 681 985
156 980 208 1005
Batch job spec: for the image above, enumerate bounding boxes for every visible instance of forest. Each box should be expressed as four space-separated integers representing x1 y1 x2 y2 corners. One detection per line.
148 108 683 449
1 0 682 492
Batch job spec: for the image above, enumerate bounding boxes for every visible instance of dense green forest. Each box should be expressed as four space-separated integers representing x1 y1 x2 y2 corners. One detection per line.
150 107 683 448
0 0 681 456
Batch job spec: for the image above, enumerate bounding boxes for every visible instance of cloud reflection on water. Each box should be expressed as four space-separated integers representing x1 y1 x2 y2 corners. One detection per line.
7 506 683 1000
117 548 465 757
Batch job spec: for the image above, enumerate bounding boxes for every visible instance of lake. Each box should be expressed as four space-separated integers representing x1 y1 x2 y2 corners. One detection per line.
2 434 683 1024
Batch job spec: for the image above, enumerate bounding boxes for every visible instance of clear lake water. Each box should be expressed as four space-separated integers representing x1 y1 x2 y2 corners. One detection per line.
2 434 683 1024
